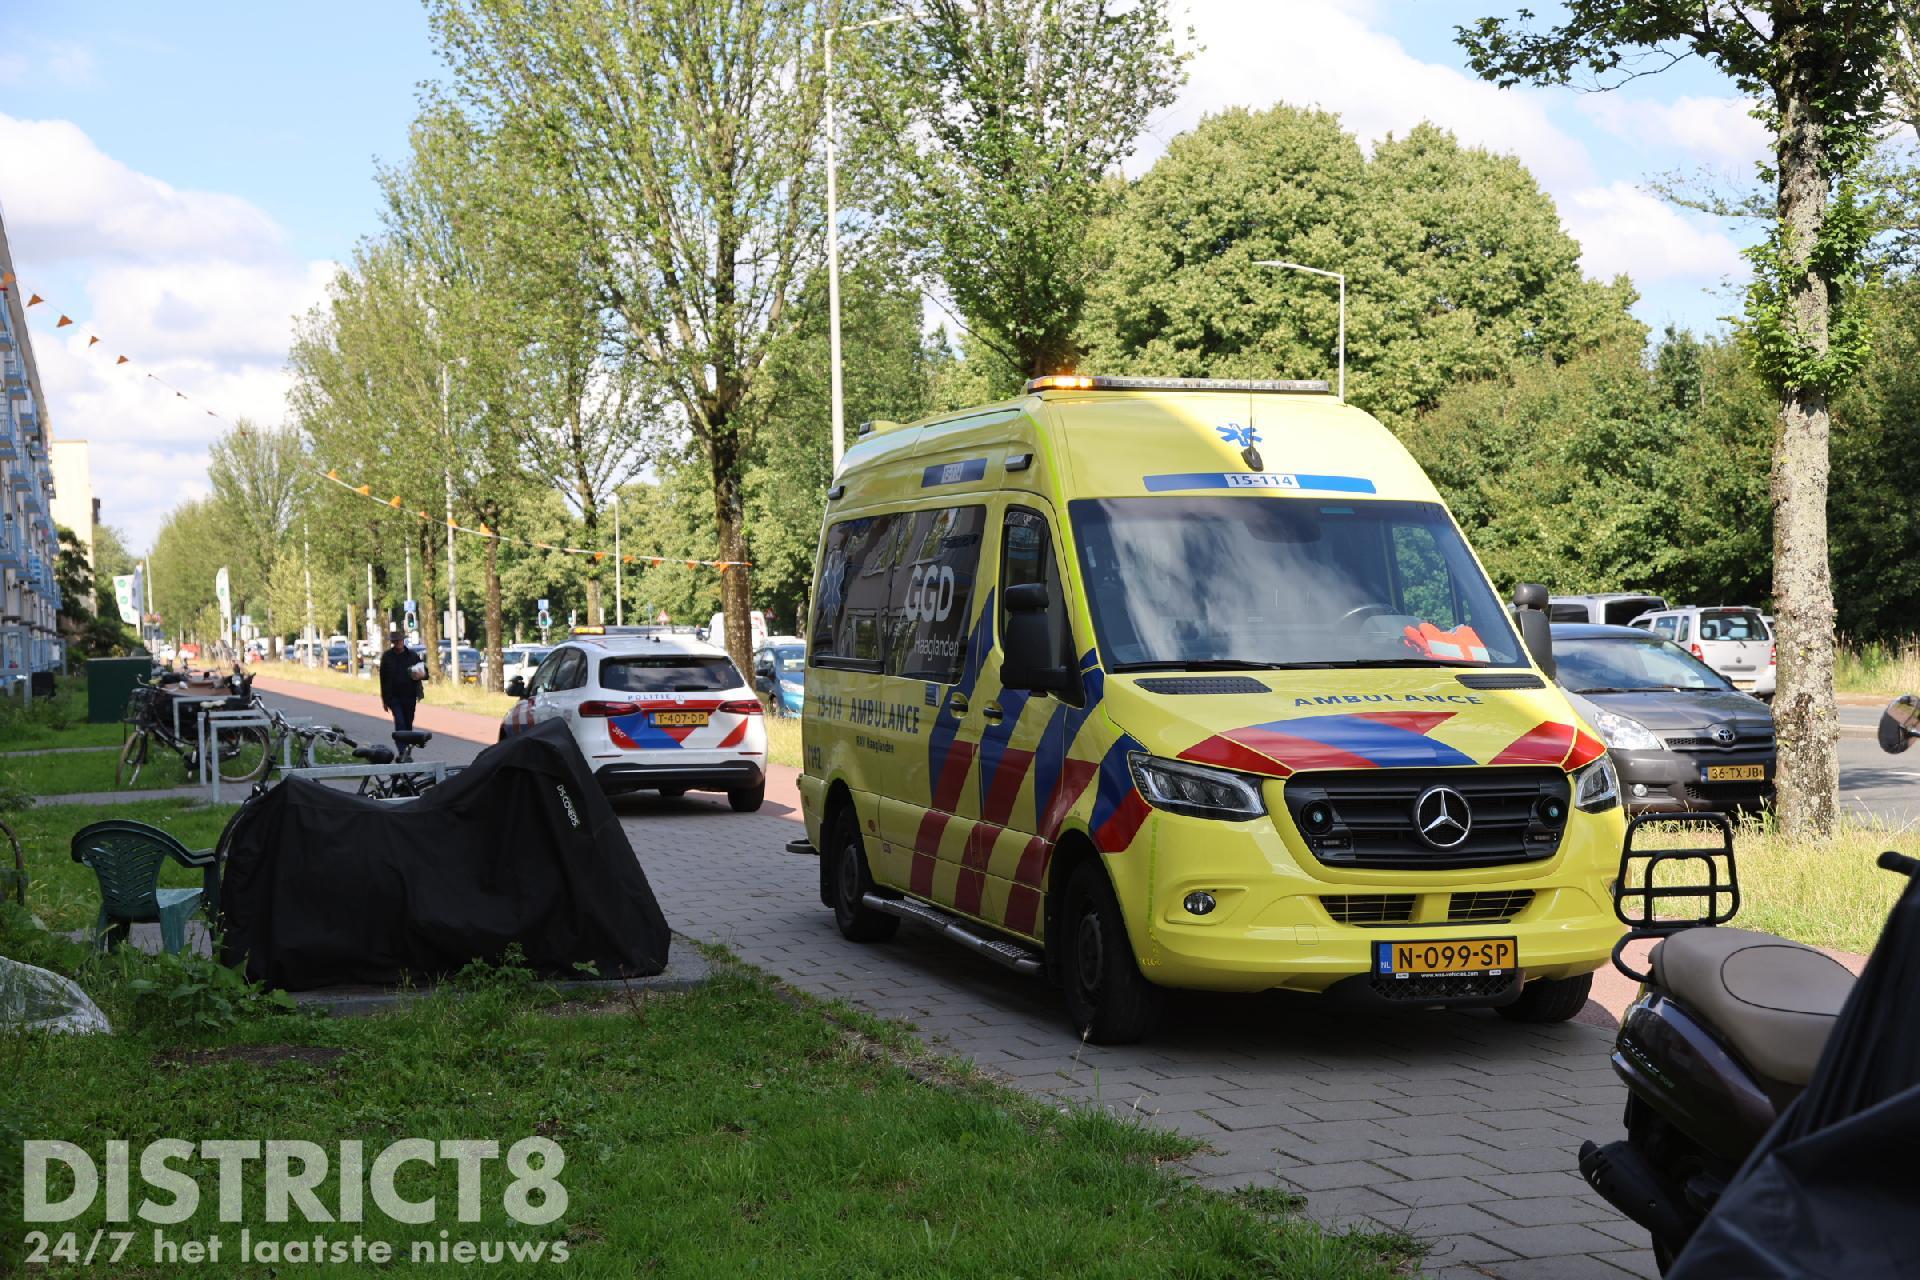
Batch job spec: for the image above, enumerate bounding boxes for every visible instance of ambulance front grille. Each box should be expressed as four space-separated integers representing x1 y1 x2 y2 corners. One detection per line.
1448 889 1535 923
1283 768 1571 871
1320 894 1416 925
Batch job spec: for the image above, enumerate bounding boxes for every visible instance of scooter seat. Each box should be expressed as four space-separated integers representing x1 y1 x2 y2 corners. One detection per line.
1652 927 1854 1085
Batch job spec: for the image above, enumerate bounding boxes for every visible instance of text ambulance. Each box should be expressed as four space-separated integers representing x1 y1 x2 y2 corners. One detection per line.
797 375 1623 1042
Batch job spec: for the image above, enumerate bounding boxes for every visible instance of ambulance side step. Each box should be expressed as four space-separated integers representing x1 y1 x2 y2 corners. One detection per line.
861 893 1045 976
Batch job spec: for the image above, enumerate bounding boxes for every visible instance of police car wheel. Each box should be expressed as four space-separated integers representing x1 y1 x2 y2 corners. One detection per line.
1059 863 1162 1044
829 808 899 943
729 783 766 813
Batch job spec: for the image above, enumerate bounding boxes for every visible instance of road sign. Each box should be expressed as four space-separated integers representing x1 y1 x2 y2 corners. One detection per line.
537 598 550 611
404 599 417 614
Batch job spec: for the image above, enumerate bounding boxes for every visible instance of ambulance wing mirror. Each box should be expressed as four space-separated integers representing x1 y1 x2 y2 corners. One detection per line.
1001 583 1076 698
1512 583 1556 680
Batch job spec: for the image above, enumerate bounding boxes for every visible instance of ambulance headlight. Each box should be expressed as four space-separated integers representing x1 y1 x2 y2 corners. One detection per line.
1128 753 1267 821
1574 754 1620 814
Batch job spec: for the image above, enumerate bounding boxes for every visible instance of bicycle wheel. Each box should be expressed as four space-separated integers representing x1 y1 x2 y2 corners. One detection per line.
216 726 272 783
117 731 149 788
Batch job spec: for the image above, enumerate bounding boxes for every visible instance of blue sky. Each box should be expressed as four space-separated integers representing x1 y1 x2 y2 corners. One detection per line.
0 1 1765 548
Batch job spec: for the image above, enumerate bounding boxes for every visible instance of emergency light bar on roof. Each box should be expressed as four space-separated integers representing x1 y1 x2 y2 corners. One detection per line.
1025 374 1331 394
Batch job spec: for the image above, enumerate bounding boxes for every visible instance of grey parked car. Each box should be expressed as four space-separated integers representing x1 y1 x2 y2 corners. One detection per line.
1547 592 1669 626
1551 623 1773 814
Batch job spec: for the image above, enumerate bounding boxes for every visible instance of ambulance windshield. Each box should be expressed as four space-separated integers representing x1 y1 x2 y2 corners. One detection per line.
1069 497 1525 671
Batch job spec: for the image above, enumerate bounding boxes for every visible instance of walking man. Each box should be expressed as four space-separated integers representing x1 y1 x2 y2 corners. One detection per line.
378 625 425 733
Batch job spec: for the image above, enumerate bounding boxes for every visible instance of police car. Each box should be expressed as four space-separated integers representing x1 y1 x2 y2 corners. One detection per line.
500 627 767 811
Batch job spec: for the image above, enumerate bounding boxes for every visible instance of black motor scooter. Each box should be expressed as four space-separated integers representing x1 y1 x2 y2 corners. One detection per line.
1576 811 1862 1270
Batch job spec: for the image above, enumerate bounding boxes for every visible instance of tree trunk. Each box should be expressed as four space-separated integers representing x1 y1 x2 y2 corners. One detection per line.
1769 71 1840 837
483 533 504 693
708 429 752 676
583 503 604 626
418 525 442 686
345 587 360 680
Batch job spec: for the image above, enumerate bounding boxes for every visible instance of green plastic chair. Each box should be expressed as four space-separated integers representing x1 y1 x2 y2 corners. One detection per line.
70 821 218 954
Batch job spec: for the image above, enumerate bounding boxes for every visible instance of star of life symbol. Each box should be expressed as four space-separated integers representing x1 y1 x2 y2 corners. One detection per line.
1214 423 1260 449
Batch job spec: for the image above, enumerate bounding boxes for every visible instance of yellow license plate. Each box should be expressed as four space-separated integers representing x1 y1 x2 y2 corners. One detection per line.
1732 679 1755 689
653 711 710 727
1705 764 1765 782
1375 937 1516 978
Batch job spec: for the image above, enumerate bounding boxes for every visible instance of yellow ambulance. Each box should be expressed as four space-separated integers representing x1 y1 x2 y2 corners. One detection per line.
797 375 1623 1042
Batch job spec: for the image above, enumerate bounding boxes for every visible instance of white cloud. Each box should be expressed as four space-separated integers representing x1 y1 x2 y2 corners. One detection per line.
1580 94 1770 170
0 114 284 265
1150 0 1592 188
1560 182 1749 284
0 114 331 548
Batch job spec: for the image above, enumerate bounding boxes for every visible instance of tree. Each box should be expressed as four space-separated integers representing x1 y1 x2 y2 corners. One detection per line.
207 421 306 619
1459 2 1900 834
1078 107 1641 424
860 0 1187 382
427 0 840 677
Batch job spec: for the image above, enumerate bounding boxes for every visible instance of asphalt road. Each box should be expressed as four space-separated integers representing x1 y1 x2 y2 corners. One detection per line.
1838 702 1920 827
252 685 491 769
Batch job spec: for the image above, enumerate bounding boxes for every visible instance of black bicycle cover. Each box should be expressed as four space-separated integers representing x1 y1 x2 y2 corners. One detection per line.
216 719 671 989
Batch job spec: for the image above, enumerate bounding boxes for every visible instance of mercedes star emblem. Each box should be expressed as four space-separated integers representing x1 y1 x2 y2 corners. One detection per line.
1413 785 1472 850
1710 724 1737 746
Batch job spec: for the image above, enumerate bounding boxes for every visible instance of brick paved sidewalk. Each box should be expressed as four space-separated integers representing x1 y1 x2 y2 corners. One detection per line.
615 774 1656 1279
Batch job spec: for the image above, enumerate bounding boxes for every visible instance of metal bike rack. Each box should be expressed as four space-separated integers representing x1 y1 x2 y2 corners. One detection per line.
279 761 449 800
201 708 274 803
168 693 230 743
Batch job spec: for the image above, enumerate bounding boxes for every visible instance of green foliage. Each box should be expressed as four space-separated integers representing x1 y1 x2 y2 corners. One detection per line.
1831 277 1920 636
858 0 1189 379
1078 107 1641 423
124 950 297 1035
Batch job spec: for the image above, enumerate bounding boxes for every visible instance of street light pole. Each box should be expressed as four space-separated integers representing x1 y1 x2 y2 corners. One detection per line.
1253 260 1346 401
613 492 623 627
826 11 915 473
441 363 459 680
302 519 315 669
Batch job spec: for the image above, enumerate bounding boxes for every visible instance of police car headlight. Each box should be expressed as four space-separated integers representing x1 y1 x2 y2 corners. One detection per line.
1574 754 1620 814
1128 753 1266 821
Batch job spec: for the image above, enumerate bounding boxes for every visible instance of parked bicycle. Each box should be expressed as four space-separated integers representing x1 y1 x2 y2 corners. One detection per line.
117 671 268 788
352 729 447 798
255 702 361 774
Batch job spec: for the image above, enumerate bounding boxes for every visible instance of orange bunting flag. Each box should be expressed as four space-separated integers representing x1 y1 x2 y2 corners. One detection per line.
56 314 73 327
0 272 13 287
87 336 99 347
26 294 43 307
389 496 403 508
417 510 430 520
478 523 493 536
685 559 699 570
592 552 605 563
326 469 340 481
623 555 635 565
116 355 129 364
354 484 371 496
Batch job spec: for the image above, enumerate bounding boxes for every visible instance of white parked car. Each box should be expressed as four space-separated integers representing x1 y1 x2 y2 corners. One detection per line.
1629 605 1776 698
499 628 767 810
501 644 552 689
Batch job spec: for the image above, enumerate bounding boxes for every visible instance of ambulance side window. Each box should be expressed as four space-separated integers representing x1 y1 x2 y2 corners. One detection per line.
887 505 986 683
1000 506 1073 680
811 513 900 670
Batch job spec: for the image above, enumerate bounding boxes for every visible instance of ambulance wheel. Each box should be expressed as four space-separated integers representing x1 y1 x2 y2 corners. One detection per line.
828 807 898 943
1496 972 1593 1024
728 783 765 813
1059 863 1163 1044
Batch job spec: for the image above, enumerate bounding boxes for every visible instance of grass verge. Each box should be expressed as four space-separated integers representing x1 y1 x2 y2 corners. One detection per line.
0 933 1419 1279
1632 814 1913 955
4 798 238 932
1835 640 1920 698
0 678 123 752
251 662 517 719
1 746 202 797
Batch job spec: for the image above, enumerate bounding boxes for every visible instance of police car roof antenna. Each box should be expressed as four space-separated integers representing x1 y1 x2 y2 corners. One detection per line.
1253 260 1345 402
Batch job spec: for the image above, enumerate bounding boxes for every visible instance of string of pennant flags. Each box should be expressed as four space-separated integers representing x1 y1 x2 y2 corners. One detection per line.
0 271 750 574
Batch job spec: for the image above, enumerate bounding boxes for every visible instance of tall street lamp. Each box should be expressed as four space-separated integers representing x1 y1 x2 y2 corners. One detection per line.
825 10 916 473
1254 260 1346 401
